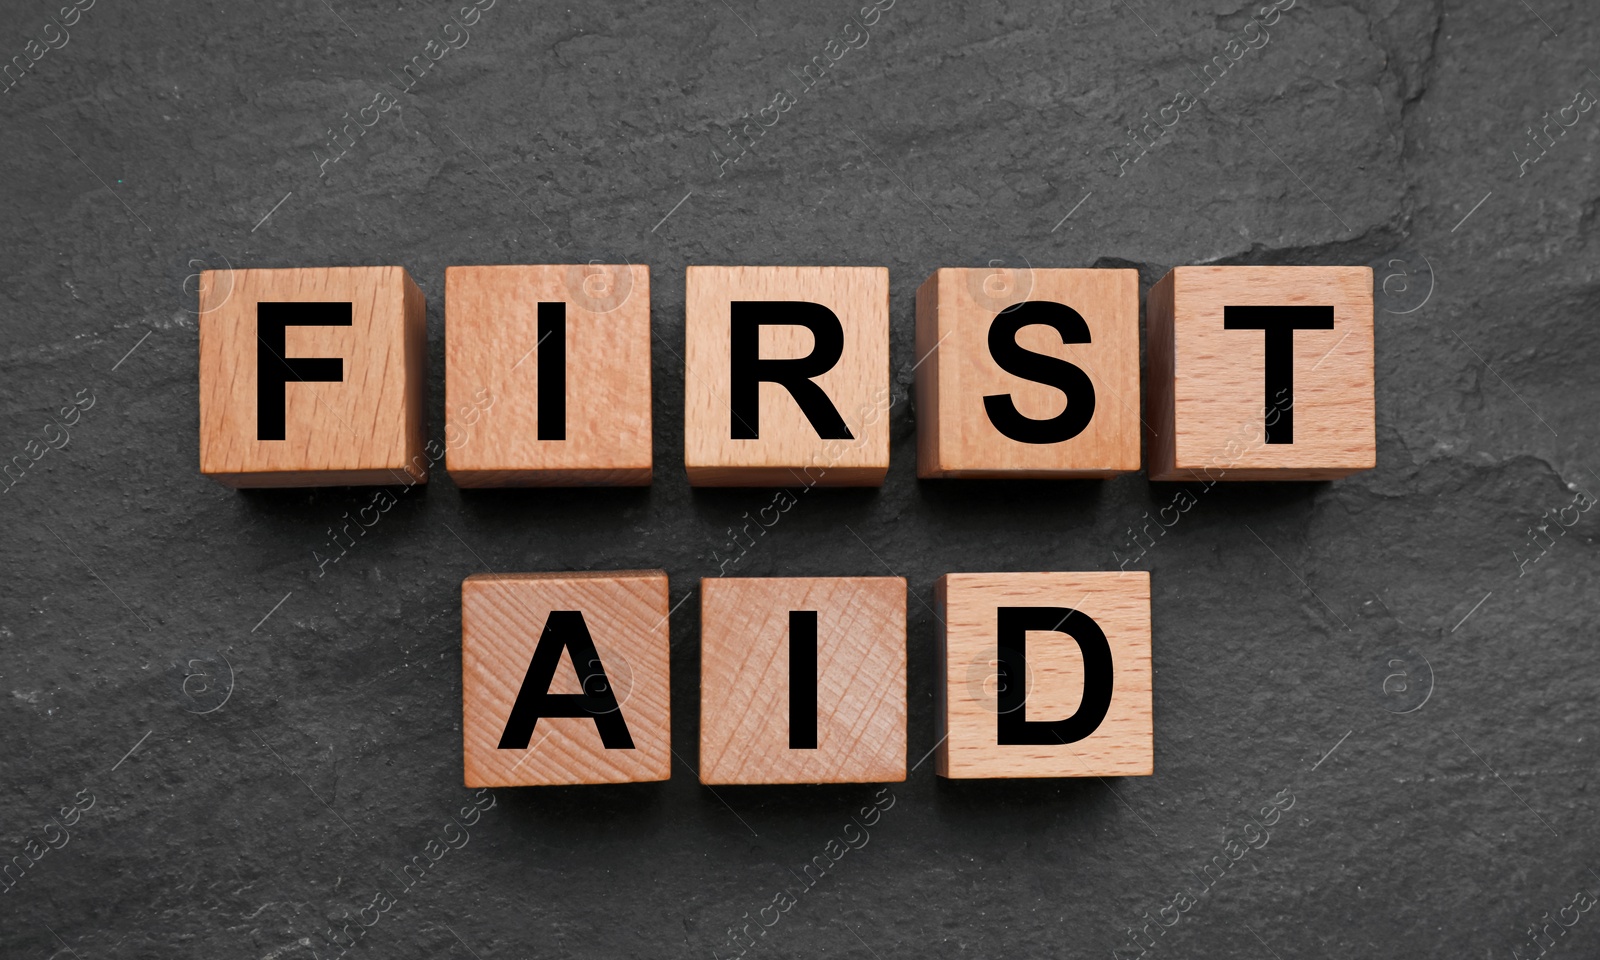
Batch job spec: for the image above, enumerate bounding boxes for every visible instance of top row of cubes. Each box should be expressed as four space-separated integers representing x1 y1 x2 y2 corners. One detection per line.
196 264 1375 488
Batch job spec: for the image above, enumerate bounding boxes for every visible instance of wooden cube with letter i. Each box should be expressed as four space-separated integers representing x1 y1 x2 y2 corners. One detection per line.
684 266 890 486
445 264 653 486
699 577 906 784
198 266 428 487
462 570 671 786
935 571 1152 779
915 267 1141 478
1145 265 1375 480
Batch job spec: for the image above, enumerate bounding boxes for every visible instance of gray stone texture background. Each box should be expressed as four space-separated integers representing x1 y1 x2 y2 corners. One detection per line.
2 0 1597 957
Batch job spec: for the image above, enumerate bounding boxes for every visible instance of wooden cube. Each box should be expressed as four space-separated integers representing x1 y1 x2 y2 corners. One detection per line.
936 571 1152 779
198 267 427 488
1146 266 1375 481
445 264 653 487
915 268 1141 478
684 266 889 486
699 577 906 784
462 570 671 786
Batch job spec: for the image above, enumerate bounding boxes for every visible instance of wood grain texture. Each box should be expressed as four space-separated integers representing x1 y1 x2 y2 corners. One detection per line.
1145 266 1375 481
462 570 670 786
1145 272 1178 481
198 266 428 488
915 268 1141 478
935 571 1152 779
444 264 652 487
684 266 890 486
699 577 906 784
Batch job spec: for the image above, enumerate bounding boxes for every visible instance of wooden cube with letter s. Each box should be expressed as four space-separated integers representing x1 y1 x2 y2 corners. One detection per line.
684 266 890 486
935 571 1152 779
915 267 1141 478
197 266 428 487
461 571 671 786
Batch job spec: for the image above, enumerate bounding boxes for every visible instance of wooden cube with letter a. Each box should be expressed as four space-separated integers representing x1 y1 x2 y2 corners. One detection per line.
915 267 1141 478
445 264 652 486
684 266 889 486
1146 266 1375 481
462 570 671 786
198 267 427 487
699 577 906 784
936 571 1151 779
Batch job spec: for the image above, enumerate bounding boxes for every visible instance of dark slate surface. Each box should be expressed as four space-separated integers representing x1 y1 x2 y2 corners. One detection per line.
2 0 1597 957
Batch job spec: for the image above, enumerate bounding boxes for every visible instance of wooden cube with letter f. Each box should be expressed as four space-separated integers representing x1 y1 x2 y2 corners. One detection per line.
936 571 1152 779
198 266 428 487
462 571 671 786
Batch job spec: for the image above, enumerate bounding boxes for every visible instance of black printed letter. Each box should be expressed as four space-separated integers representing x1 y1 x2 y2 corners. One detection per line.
256 302 352 441
995 606 1113 745
1222 305 1334 444
789 610 818 749
498 611 633 750
982 301 1097 444
536 302 566 441
729 302 852 440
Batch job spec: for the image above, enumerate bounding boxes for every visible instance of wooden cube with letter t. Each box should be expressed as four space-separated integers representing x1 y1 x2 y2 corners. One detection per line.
935 571 1152 779
444 264 653 486
462 570 671 786
1146 265 1375 481
198 267 428 487
915 267 1141 478
684 266 890 486
699 577 906 784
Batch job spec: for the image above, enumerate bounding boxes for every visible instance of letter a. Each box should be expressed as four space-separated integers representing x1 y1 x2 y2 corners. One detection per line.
498 611 634 749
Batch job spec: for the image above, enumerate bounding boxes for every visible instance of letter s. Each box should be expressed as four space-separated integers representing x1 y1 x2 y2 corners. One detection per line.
981 302 1096 444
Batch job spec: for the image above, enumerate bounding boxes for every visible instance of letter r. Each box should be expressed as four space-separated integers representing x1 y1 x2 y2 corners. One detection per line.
729 302 853 440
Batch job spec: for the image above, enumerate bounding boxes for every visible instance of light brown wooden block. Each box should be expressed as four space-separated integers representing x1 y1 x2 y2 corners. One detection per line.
699 576 906 784
444 264 652 487
684 266 890 486
198 266 427 488
1146 266 1375 481
462 570 670 786
936 571 1151 779
915 268 1141 478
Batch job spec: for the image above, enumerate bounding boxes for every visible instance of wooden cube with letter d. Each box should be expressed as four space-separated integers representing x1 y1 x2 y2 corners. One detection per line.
462 570 671 786
935 571 1152 779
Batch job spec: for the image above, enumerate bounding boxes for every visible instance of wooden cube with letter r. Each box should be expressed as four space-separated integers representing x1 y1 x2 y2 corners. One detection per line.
936 571 1152 779
684 266 889 486
198 266 428 487
462 570 671 786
